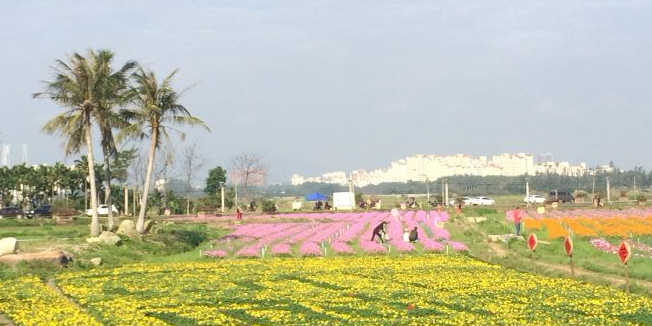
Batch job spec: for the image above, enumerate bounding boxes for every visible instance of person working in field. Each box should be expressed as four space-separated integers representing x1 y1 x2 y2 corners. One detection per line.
371 221 388 243
408 227 418 242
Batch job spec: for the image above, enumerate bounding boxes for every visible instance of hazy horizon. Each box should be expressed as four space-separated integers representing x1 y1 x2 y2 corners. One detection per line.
1 1 651 183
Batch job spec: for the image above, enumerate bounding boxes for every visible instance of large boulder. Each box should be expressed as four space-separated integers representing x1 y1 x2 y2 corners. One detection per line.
0 250 72 266
87 231 122 246
116 220 140 240
0 237 19 256
99 231 122 246
143 220 156 233
90 257 102 266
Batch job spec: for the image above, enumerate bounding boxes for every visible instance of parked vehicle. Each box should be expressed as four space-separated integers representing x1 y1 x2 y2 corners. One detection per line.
524 195 546 204
0 206 24 219
27 204 52 218
547 190 575 203
470 196 496 206
449 197 473 206
85 205 118 216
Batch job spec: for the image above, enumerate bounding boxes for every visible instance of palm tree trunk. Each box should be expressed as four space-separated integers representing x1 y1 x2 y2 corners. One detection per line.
136 128 158 234
102 149 115 231
85 119 101 237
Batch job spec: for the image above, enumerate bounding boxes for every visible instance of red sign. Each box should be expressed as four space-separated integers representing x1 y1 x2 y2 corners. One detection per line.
528 234 538 251
618 241 631 264
564 235 573 257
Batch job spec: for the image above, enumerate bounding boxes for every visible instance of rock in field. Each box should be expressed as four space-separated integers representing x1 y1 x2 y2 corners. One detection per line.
0 237 19 256
90 257 102 266
98 231 122 245
143 220 156 233
0 250 72 266
87 231 122 246
116 220 141 240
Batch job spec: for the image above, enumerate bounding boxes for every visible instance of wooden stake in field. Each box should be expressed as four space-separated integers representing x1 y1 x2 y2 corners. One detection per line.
618 240 632 294
564 235 574 278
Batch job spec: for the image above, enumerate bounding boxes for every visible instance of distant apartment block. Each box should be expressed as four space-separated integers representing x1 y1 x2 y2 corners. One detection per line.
292 153 587 186
1 145 9 166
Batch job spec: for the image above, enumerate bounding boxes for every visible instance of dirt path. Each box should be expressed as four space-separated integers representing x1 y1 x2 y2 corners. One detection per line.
0 314 15 326
530 259 652 292
45 278 103 324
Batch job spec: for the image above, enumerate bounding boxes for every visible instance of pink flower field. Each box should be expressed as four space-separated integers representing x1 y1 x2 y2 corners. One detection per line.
203 210 467 258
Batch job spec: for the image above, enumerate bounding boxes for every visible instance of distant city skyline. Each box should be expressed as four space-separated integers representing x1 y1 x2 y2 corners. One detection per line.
292 152 608 186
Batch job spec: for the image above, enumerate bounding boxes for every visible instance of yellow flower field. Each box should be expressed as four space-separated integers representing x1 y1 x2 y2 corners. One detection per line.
0 276 102 326
2 255 652 325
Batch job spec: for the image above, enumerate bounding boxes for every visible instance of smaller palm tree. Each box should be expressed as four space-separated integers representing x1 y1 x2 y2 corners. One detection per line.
121 67 209 233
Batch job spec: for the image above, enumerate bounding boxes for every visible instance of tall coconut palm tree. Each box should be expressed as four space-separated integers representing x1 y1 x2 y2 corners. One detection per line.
121 68 209 233
92 51 137 231
34 49 133 236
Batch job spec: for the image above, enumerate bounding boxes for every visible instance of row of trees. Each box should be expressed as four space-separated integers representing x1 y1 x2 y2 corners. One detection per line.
35 49 209 235
262 169 652 197
0 152 134 210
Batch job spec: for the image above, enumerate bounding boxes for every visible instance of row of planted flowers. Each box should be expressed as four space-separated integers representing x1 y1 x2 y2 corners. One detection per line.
42 255 652 326
0 276 102 326
508 208 652 239
203 210 467 258
591 238 652 259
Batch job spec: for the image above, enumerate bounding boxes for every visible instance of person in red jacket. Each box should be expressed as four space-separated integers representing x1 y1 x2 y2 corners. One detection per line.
513 207 522 236
236 207 243 220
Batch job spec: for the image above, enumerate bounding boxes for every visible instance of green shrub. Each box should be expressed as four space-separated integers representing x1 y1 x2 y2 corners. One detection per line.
155 224 210 249
636 194 647 203
262 200 277 213
464 207 497 216
573 190 588 199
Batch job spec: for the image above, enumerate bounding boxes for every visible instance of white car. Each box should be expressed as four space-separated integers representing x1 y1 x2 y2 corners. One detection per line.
470 196 495 206
86 205 118 216
524 195 546 204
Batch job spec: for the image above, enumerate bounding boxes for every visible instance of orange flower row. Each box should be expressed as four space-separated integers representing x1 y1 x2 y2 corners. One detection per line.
523 216 652 240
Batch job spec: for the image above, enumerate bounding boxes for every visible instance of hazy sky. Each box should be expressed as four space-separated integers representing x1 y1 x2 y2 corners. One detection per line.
1 0 651 183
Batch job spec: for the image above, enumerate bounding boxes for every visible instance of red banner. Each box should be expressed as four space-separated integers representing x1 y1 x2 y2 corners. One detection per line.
528 234 538 251
618 241 631 264
564 235 573 257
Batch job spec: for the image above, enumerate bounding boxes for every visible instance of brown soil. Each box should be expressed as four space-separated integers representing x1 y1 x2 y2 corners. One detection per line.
0 314 15 326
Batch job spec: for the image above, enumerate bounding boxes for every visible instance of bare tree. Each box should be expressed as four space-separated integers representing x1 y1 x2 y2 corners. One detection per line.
181 143 205 214
230 152 267 204
127 150 148 215
153 143 175 212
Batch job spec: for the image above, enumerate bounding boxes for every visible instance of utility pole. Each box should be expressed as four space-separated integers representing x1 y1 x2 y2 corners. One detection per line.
348 177 355 209
220 186 225 214
235 183 238 211
606 177 611 204
441 180 445 205
426 177 430 202
525 177 530 207
444 179 449 206
124 186 128 216
132 187 137 217
83 182 87 210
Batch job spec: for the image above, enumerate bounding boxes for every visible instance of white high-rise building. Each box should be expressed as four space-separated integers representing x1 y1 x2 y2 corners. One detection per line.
292 152 586 186
1 145 10 167
21 144 27 164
